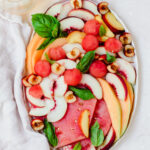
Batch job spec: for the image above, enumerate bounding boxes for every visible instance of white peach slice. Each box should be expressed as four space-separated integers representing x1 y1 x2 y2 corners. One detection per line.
60 17 84 32
98 127 116 150
46 2 62 17
68 9 95 21
106 73 128 101
26 87 45 107
57 2 73 20
47 96 67 122
62 43 86 54
118 50 134 63
95 46 116 57
57 59 77 69
67 31 86 44
78 110 90 138
115 58 136 84
102 12 125 33
83 0 100 15
54 76 68 97
40 77 55 99
80 74 102 99
29 100 55 116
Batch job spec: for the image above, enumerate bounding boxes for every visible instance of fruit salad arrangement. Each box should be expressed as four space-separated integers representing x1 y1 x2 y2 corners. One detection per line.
23 0 136 150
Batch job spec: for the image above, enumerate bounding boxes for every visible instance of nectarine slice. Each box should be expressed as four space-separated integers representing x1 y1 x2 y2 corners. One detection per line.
95 15 114 39
67 31 86 44
98 78 122 140
79 110 90 138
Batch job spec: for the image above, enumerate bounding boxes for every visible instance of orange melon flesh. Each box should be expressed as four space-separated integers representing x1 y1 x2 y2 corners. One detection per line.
26 33 45 74
98 78 122 140
120 79 134 135
41 38 67 60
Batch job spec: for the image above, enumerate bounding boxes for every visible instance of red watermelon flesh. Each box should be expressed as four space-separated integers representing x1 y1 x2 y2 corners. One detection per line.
92 100 112 136
53 98 97 148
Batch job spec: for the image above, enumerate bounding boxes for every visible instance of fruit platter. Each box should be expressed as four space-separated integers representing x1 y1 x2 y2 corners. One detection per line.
22 0 138 149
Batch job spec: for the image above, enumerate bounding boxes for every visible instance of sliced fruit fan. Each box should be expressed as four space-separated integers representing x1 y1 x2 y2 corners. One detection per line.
22 0 137 150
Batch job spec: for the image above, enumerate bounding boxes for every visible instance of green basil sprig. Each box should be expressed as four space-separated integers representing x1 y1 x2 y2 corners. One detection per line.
90 121 104 147
99 25 106 37
44 119 58 147
76 51 95 73
69 86 95 100
32 14 59 38
106 52 116 63
32 13 67 50
45 53 56 64
73 142 82 150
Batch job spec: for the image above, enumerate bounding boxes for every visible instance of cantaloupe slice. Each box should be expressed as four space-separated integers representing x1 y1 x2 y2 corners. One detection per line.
98 78 122 141
41 38 67 60
26 33 45 74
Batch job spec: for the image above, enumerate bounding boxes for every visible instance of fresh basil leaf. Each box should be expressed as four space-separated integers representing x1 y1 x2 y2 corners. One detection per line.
90 121 104 147
106 52 116 63
37 38 51 50
99 25 106 37
45 53 56 64
76 51 95 73
44 119 58 147
73 142 82 150
69 86 95 100
32 14 59 38
52 23 60 38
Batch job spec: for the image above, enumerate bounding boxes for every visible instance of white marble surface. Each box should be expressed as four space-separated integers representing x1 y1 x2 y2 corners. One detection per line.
1 0 150 149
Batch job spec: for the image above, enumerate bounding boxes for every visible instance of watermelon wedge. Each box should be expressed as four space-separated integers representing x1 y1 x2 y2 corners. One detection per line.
92 100 112 136
53 98 97 148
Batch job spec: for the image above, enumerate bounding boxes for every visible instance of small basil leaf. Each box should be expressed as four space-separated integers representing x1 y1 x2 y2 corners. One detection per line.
73 142 82 150
37 38 51 50
32 14 59 38
69 86 95 100
90 121 104 147
99 25 106 37
106 52 116 63
76 51 95 73
44 119 58 147
45 53 56 64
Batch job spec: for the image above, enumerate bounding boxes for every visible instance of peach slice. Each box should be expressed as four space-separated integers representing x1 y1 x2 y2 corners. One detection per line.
47 96 67 122
95 15 114 38
68 9 95 21
57 59 77 69
29 99 55 116
70 0 83 9
57 2 73 21
98 127 116 150
79 110 90 138
98 78 122 140
46 2 62 17
106 73 128 101
67 31 86 44
115 58 136 84
60 17 84 32
102 12 125 33
83 0 100 15
80 74 102 99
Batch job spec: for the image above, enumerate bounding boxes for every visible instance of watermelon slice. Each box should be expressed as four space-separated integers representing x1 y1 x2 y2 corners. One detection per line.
92 100 112 136
53 98 97 148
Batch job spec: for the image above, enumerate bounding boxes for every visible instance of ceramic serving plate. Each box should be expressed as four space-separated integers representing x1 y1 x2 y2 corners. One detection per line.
23 0 139 150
